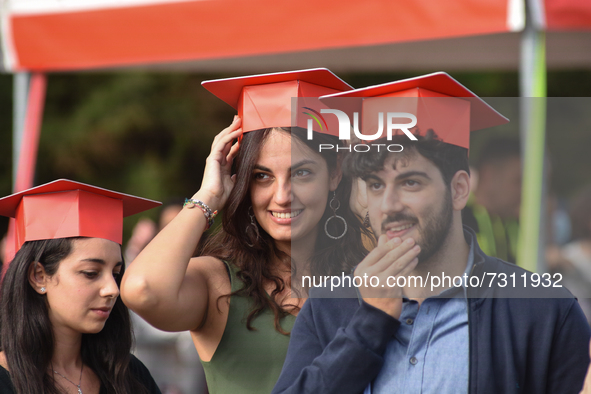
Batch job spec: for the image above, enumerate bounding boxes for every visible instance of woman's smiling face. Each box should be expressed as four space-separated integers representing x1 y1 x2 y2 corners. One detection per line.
40 237 122 336
249 129 339 251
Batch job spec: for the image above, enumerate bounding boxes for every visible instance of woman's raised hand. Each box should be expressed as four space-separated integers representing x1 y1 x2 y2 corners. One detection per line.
121 117 242 332
196 116 243 211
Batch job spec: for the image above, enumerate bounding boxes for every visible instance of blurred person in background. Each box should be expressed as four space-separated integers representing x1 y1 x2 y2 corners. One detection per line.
121 69 369 394
462 137 521 263
554 185 591 323
125 199 184 262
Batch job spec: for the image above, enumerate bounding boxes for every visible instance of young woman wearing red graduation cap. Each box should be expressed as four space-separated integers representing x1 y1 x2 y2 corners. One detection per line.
121 69 370 394
0 180 162 394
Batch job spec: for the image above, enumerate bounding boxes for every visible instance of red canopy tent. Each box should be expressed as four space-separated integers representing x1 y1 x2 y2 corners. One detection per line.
2 0 590 72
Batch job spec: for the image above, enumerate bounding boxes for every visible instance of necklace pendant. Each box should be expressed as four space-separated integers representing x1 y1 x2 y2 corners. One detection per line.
78 387 83 394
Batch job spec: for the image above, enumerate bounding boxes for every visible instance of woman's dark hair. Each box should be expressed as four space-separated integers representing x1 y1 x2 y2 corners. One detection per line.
201 127 370 334
0 237 150 394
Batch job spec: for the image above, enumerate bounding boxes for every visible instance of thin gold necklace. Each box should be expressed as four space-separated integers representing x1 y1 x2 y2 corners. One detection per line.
53 363 83 394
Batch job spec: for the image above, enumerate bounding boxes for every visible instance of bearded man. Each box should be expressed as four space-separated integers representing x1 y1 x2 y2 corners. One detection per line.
272 73 591 394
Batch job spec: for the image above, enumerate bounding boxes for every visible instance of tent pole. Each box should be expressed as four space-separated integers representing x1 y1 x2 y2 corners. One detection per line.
4 72 47 267
5 72 30 268
518 0 547 273
13 72 29 189
14 73 47 192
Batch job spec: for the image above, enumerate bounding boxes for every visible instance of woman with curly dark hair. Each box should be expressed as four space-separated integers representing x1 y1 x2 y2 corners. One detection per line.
0 180 161 394
121 69 370 394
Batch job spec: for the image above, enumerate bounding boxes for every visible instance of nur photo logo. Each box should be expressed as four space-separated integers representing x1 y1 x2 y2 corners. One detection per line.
303 107 417 153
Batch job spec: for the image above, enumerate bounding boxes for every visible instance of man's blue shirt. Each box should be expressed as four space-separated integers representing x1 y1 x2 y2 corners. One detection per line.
373 233 475 393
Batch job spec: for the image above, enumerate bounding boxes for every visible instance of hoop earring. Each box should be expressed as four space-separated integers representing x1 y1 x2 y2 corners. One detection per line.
245 206 260 247
325 192 348 240
363 211 370 227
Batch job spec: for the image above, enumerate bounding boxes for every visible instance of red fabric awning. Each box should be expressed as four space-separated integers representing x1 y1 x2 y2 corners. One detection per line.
2 0 518 71
545 0 591 30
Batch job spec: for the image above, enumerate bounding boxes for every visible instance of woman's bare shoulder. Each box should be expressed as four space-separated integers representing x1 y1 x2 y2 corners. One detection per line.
188 255 232 294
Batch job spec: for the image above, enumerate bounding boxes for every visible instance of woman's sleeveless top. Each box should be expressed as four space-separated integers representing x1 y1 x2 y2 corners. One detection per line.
199 261 296 394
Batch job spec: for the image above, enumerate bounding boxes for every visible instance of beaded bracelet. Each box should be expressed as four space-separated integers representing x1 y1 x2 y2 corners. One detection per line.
184 198 218 229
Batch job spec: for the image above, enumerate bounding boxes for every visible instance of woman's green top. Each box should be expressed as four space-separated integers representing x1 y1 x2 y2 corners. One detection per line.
200 261 296 394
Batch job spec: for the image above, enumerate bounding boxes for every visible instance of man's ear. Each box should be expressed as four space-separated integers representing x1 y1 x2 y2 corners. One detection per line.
28 261 49 294
451 170 471 211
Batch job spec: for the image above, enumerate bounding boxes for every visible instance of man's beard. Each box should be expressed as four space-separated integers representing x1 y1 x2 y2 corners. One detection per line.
379 190 453 265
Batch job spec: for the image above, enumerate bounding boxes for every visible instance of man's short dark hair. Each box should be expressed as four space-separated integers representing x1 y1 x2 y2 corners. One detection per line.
343 131 470 187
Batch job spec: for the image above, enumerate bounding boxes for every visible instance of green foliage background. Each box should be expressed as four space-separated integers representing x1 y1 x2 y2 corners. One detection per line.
1 70 590 239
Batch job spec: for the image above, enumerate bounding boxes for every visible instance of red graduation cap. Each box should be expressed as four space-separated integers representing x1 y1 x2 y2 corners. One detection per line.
319 72 509 149
0 179 161 252
202 68 353 135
